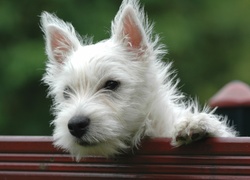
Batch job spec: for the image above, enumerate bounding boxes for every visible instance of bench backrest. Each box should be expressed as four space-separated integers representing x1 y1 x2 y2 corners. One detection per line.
0 136 250 179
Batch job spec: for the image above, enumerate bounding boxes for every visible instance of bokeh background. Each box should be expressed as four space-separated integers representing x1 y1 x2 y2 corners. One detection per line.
0 0 250 135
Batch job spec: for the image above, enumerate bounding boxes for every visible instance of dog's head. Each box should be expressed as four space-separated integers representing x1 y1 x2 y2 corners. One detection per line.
41 0 165 160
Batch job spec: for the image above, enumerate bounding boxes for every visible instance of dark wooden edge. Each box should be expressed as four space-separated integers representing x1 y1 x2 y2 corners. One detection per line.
138 137 250 155
1 136 250 155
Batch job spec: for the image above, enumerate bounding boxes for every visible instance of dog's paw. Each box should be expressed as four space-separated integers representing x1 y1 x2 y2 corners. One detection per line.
171 116 209 147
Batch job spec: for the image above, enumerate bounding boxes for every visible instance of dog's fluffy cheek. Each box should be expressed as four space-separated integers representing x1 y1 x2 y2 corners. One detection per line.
52 116 74 150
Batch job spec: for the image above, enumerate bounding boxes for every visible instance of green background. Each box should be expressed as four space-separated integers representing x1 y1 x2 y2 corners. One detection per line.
1 0 250 135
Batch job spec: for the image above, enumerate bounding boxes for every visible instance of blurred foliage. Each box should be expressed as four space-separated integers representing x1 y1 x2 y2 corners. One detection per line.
0 0 250 135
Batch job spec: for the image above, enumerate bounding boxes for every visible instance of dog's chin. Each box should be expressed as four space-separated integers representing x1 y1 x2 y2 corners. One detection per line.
75 138 101 147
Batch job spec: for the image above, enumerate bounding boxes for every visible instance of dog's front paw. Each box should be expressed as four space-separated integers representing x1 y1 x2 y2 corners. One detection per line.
171 117 208 147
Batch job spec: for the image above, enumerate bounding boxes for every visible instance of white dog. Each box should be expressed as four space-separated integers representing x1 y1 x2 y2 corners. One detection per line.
41 0 236 161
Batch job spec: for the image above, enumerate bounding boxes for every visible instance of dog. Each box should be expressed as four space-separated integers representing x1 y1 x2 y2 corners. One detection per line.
41 0 237 161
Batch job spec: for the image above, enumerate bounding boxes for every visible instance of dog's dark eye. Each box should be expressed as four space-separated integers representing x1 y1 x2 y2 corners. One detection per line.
63 86 73 99
103 80 120 91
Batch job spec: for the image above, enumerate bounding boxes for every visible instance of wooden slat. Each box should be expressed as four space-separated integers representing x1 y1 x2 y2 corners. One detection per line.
0 162 250 175
0 136 55 153
1 136 250 155
1 154 250 165
0 154 73 163
0 171 250 180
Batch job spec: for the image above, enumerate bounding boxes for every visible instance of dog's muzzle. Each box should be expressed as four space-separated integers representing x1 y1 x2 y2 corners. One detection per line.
68 116 90 138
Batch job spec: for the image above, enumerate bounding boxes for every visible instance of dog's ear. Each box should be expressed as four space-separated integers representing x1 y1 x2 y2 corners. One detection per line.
112 3 149 55
40 12 80 64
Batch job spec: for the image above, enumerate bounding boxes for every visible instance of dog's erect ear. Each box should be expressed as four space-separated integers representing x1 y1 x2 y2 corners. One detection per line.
40 12 80 64
112 2 149 54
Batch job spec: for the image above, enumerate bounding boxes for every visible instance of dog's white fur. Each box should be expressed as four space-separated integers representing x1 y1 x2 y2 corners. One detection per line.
41 0 236 161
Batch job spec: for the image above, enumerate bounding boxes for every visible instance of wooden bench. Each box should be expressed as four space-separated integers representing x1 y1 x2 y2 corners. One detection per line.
0 136 250 179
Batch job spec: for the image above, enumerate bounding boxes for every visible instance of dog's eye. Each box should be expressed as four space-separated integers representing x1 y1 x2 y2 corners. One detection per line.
103 80 120 91
63 86 73 99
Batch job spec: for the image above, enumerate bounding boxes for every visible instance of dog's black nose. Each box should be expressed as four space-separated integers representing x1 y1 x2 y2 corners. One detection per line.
68 116 90 138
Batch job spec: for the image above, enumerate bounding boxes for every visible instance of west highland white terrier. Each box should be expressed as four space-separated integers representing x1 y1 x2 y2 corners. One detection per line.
41 0 236 160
